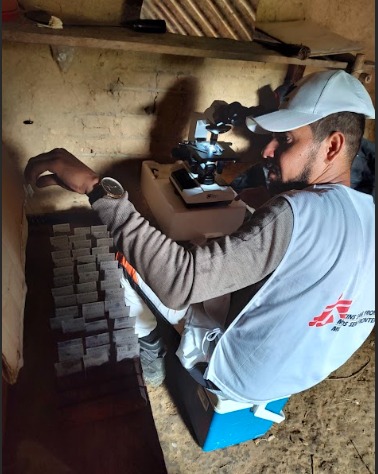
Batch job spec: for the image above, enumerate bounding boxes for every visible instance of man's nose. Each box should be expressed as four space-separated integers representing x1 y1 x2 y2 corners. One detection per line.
261 138 279 159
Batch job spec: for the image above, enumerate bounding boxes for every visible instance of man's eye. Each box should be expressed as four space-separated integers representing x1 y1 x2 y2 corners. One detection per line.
274 134 292 145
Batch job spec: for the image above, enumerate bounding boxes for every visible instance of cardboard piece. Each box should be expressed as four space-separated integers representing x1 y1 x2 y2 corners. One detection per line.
2 144 28 384
255 20 363 56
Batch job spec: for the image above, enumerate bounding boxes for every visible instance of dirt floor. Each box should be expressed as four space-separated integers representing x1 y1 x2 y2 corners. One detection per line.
146 330 375 474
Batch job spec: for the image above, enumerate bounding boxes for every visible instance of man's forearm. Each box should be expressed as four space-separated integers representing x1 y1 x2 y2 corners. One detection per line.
92 194 197 309
92 194 293 310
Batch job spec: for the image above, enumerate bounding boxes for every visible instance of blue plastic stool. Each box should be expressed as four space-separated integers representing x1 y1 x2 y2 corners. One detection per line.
196 387 289 451
164 350 289 451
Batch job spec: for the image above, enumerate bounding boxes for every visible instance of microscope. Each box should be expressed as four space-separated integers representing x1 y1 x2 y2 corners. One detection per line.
169 112 238 206
141 102 252 241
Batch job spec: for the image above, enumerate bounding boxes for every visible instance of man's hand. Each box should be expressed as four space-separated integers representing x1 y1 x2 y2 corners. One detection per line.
235 186 271 209
24 148 100 194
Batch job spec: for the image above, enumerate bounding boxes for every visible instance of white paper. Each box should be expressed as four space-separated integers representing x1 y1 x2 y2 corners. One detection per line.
90 225 107 233
96 237 114 248
69 234 88 243
97 253 115 264
85 332 110 348
73 239 92 249
53 223 71 234
97 253 116 263
92 246 110 256
113 328 138 346
53 294 77 308
50 234 69 245
83 351 110 369
53 265 74 276
76 291 99 305
74 226 91 235
100 260 119 270
51 285 74 297
55 305 79 317
108 307 131 319
116 344 140 361
76 281 97 294
58 338 84 361
61 318 86 334
72 248 91 258
86 344 111 356
50 235 70 249
100 279 121 291
79 271 99 283
113 316 136 329
85 319 108 333
50 314 75 330
104 299 127 312
53 257 74 268
105 288 125 300
51 249 71 261
53 274 75 287
76 254 97 264
82 301 105 319
77 262 97 274
103 268 123 280
92 231 110 239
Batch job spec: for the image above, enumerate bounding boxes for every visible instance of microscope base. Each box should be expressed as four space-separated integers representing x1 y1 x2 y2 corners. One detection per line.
169 166 236 206
141 160 246 242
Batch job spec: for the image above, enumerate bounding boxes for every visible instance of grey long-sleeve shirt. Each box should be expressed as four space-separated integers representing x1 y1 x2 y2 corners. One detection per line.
93 193 294 322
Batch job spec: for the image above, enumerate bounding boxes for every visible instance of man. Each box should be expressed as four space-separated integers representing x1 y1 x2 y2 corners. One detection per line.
24 70 375 404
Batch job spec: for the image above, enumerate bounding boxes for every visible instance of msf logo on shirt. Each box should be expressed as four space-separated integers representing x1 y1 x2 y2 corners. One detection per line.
309 295 352 327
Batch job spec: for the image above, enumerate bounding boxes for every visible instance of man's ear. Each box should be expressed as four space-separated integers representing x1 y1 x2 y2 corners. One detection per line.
325 131 345 163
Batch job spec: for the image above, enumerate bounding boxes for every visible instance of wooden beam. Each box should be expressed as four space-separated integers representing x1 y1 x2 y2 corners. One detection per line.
3 20 350 68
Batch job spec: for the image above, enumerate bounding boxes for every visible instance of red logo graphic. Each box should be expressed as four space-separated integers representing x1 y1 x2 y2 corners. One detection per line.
309 295 352 327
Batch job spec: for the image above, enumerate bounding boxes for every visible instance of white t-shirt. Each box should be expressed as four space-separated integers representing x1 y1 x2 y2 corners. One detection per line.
204 185 375 403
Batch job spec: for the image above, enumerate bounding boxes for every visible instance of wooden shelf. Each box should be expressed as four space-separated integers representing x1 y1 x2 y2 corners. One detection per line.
3 214 168 474
2 19 350 69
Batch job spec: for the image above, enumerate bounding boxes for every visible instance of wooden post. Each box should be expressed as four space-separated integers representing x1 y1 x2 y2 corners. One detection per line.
350 53 365 77
284 64 306 83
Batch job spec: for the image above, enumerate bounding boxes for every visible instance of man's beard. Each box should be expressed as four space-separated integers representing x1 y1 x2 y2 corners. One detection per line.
265 147 318 196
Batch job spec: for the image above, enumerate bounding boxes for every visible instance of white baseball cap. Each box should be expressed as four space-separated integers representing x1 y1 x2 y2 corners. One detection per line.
246 70 375 133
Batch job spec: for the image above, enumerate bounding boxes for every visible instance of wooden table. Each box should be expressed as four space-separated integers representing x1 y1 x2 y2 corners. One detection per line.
3 212 167 474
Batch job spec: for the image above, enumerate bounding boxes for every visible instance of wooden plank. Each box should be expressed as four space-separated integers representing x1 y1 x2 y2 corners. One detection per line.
255 20 363 57
2 19 349 68
3 215 167 474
